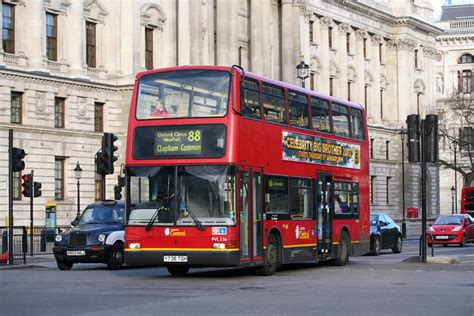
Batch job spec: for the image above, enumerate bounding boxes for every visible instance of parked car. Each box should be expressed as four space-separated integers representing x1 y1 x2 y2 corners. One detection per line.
370 213 403 255
427 214 474 247
53 200 125 270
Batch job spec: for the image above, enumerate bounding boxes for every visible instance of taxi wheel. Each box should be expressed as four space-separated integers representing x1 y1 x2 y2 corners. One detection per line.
57 261 73 271
392 235 402 253
107 243 124 270
167 266 190 276
371 236 381 256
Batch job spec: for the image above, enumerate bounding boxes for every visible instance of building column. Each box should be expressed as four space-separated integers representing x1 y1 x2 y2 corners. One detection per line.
24 1 45 71
67 0 86 76
319 17 332 95
281 0 294 83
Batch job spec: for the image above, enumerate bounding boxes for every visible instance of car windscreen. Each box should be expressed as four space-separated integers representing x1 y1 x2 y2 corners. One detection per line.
79 205 124 225
433 216 463 225
370 215 378 226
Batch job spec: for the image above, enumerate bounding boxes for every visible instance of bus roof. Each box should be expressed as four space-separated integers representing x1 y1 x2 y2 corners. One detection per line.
135 65 365 111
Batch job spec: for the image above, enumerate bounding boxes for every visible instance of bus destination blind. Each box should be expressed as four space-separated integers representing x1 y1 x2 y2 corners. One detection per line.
155 129 202 156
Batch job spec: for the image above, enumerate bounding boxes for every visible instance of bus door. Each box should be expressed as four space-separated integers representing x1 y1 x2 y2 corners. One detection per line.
239 167 263 264
316 172 333 255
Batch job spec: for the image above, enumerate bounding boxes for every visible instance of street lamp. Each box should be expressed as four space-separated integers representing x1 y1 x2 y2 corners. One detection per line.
296 58 309 88
451 139 459 214
399 127 407 238
451 185 456 215
74 161 82 219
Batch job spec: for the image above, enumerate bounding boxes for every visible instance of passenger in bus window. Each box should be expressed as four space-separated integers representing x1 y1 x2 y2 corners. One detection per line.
334 194 342 214
149 98 169 118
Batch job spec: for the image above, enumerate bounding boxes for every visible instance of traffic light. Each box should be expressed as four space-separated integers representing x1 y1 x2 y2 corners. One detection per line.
425 114 438 163
406 114 420 163
21 174 32 198
33 181 42 198
12 147 26 172
96 149 109 175
104 133 118 174
114 175 125 200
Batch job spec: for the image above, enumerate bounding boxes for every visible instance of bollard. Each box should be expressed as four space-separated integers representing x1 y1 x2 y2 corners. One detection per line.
2 230 7 253
40 229 46 252
22 227 27 264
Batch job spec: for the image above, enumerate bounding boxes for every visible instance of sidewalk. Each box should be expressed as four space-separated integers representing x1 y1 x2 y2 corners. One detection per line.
0 254 56 270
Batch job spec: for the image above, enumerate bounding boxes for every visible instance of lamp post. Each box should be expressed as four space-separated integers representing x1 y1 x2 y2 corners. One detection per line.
451 186 455 215
74 161 82 219
296 58 309 88
452 139 459 214
399 127 407 238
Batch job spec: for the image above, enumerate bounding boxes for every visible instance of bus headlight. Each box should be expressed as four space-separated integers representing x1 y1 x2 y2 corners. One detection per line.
213 243 225 249
97 234 106 243
55 234 63 243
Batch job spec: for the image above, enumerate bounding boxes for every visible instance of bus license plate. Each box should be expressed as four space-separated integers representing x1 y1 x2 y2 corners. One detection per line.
435 236 449 240
66 250 85 256
164 255 188 262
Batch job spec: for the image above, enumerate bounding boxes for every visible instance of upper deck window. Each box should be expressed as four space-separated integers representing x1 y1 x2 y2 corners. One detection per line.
332 103 350 138
311 97 331 134
288 90 310 130
351 108 365 140
262 84 287 125
241 79 262 119
136 70 230 120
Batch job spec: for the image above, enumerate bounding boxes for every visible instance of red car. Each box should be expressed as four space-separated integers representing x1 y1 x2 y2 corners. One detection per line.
427 214 474 247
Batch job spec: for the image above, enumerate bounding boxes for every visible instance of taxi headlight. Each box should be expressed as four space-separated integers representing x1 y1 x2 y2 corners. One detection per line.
55 234 63 242
452 226 462 232
429 227 435 232
97 234 106 243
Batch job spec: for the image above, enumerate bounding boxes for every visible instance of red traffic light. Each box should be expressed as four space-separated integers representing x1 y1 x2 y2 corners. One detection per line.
22 174 30 182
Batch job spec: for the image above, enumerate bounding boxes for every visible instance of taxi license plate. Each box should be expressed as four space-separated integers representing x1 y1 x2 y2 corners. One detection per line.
66 250 85 256
435 236 449 240
163 255 188 263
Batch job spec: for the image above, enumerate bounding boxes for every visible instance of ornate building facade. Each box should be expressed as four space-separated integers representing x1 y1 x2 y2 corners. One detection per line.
435 1 474 213
0 0 441 226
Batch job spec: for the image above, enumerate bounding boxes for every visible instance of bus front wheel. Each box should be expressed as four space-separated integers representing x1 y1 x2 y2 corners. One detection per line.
167 265 190 276
257 233 279 276
332 231 349 266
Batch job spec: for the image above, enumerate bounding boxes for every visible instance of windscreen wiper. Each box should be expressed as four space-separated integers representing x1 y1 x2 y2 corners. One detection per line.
184 205 204 231
145 208 160 232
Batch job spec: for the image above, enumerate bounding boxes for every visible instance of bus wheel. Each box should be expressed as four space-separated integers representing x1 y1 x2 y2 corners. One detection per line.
167 265 190 276
257 233 279 276
332 231 349 266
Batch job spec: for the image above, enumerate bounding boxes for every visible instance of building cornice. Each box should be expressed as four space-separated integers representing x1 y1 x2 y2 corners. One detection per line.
0 68 134 93
320 0 443 36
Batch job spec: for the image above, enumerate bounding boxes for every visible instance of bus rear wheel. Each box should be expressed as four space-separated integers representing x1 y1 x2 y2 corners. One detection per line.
257 233 279 276
332 231 349 266
167 265 190 276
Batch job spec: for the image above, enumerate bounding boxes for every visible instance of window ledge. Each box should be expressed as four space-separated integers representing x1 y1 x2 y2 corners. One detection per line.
1 52 28 67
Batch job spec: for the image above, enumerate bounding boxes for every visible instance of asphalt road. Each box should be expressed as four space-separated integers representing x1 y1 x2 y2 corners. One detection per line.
1 239 473 316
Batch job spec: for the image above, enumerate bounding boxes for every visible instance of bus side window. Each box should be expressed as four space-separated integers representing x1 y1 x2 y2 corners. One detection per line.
241 80 262 119
262 84 287 125
351 108 365 140
289 178 312 219
265 176 289 214
332 103 350 137
288 90 310 130
311 97 332 134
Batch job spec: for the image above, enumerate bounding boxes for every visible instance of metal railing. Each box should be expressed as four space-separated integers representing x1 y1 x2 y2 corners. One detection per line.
0 226 72 264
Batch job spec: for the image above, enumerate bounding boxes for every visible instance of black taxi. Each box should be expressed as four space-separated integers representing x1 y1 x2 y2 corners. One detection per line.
53 200 125 270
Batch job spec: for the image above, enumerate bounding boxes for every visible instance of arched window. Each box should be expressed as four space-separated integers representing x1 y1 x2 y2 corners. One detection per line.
458 70 472 93
458 53 473 64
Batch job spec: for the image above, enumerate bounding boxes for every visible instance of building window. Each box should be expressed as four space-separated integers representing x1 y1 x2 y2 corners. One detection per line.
346 32 351 54
86 21 96 68
459 70 472 93
145 27 153 70
458 53 473 64
386 177 391 204
417 93 421 114
363 38 367 58
329 77 334 96
309 20 314 43
310 72 315 91
55 97 65 128
2 3 15 53
94 102 104 132
55 157 65 200
386 140 390 160
380 89 383 120
364 85 368 110
13 171 21 200
415 49 419 68
46 13 58 61
379 43 383 63
370 138 374 159
11 92 22 124
371 176 376 205
328 27 333 48
347 81 351 101
95 172 103 201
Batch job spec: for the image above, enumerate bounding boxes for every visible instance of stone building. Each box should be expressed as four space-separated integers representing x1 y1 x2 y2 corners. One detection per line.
435 1 474 214
0 0 441 227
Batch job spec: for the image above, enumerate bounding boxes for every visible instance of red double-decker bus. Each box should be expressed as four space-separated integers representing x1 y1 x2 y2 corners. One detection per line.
461 186 474 216
124 65 370 276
